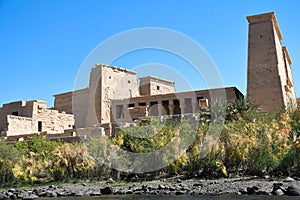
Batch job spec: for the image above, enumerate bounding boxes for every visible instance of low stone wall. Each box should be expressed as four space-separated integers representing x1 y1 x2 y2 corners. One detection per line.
5 115 33 136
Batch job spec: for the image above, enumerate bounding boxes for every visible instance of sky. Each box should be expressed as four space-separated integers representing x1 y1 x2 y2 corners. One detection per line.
0 0 299 107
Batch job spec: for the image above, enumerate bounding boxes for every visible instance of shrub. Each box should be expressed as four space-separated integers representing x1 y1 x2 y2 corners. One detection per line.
0 142 20 185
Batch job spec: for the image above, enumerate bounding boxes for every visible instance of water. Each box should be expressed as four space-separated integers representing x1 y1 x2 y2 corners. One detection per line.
42 195 300 200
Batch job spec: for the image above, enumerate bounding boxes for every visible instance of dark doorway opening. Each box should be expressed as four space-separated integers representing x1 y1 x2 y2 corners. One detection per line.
38 121 42 132
173 99 181 115
162 100 170 115
150 101 159 116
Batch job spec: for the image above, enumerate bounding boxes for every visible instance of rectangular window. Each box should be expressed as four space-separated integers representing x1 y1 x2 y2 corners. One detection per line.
149 101 158 116
199 99 209 110
128 103 135 108
197 97 204 107
162 100 170 115
138 102 146 106
173 99 181 115
12 111 18 116
184 98 193 113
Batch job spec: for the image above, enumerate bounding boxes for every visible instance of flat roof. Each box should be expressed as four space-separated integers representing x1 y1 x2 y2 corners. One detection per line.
139 76 175 85
246 12 283 41
95 64 137 75
112 86 242 101
53 88 89 97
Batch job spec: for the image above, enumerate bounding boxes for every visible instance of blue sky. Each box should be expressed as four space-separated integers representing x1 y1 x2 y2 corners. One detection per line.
0 0 299 107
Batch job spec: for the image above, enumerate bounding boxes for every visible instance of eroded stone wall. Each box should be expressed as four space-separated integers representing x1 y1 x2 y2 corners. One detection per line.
112 87 243 124
5 115 33 136
139 76 175 96
54 91 73 114
54 88 89 128
247 12 297 112
85 64 140 126
32 101 74 134
0 100 74 136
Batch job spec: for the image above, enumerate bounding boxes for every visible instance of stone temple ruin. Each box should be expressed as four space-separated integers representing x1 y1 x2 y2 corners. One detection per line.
0 12 298 140
54 64 243 135
0 100 74 140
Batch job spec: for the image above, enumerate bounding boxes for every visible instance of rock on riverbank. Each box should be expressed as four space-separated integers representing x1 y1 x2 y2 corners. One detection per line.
1 176 300 199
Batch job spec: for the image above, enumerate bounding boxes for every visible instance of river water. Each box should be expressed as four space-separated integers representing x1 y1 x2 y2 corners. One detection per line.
42 195 300 200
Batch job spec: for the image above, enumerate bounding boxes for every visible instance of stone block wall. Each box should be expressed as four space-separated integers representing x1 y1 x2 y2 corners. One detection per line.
111 87 243 124
54 65 178 129
32 104 74 134
246 12 297 112
4 115 33 136
139 76 175 96
81 64 140 127
54 91 73 114
54 88 89 128
0 100 75 137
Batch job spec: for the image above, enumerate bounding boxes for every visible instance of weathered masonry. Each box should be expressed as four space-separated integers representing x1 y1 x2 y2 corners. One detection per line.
2 12 296 139
247 12 297 112
54 64 141 129
111 87 243 124
0 100 74 137
54 64 178 131
54 64 243 135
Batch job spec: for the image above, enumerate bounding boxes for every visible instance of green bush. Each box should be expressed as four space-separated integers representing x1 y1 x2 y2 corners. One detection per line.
1 101 300 186
0 142 20 185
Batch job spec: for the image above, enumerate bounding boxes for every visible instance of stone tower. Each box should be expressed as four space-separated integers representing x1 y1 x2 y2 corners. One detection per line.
85 64 139 127
246 12 297 113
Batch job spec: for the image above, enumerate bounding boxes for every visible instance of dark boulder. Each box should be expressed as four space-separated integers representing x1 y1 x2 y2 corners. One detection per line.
0 194 9 200
100 187 113 195
246 186 259 194
272 183 285 195
175 190 186 195
46 191 57 197
286 183 300 196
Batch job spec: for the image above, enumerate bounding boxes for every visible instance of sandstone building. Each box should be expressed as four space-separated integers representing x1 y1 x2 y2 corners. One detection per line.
111 87 242 125
0 100 74 138
247 12 297 112
54 64 243 135
0 12 298 139
54 64 141 130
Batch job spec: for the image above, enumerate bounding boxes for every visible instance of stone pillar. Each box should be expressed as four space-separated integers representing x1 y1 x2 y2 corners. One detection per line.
168 105 174 115
192 99 198 114
157 101 163 116
179 99 185 114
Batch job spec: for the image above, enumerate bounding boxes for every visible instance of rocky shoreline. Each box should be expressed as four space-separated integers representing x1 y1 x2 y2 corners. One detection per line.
1 176 300 199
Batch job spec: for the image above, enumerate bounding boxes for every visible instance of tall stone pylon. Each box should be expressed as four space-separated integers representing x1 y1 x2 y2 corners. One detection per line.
246 12 297 113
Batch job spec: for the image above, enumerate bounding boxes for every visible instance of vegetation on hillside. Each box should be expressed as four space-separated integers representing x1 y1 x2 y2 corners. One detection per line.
0 99 299 186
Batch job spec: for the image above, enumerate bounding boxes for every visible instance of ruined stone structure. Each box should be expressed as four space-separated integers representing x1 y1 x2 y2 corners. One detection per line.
54 65 178 131
1 12 297 139
139 76 175 96
112 87 242 125
247 12 297 112
55 64 140 129
54 64 243 135
0 100 74 137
